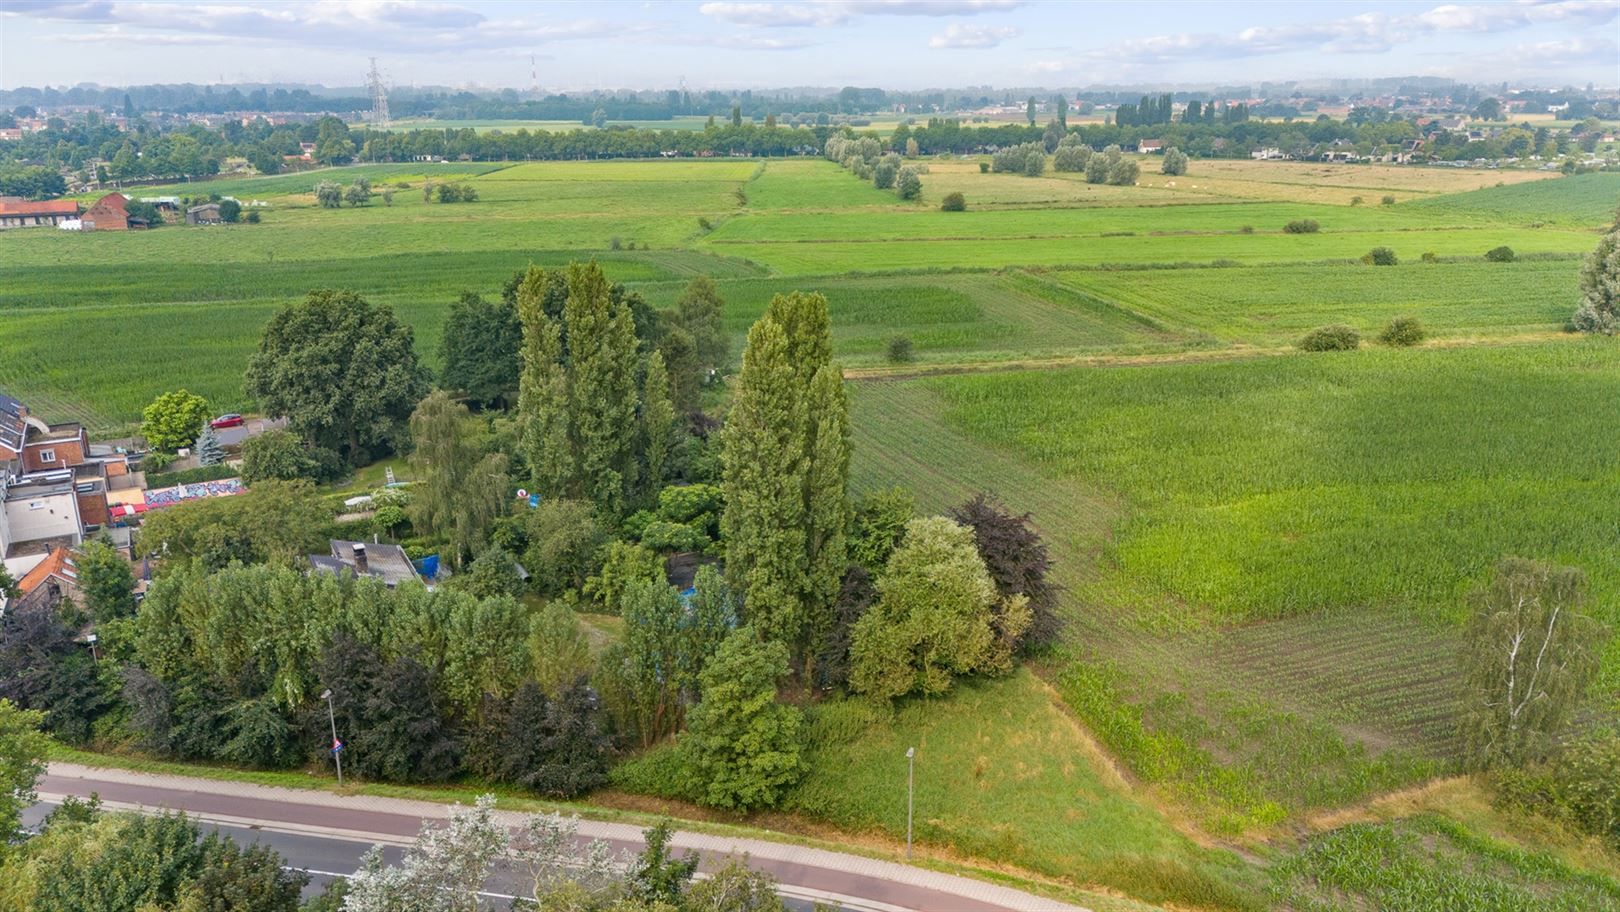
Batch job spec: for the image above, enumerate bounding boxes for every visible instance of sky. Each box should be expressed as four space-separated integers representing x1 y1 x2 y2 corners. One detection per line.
1 0 1616 92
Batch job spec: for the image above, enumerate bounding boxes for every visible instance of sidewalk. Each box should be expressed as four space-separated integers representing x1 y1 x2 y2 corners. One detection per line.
43 762 1091 912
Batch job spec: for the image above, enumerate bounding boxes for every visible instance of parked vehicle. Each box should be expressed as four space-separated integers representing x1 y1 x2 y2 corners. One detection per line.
210 414 245 429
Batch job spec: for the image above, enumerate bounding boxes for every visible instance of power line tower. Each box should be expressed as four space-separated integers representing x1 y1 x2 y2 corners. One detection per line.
530 54 541 96
366 57 390 129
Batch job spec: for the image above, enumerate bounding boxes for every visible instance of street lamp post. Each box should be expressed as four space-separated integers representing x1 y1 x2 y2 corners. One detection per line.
321 688 343 786
905 746 915 860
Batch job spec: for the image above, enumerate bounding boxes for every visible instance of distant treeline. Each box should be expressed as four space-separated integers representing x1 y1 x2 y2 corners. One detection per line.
0 109 1604 198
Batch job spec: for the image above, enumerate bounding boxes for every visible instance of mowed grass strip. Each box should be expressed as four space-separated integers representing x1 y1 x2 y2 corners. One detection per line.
708 226 1595 274
634 272 1176 367
1054 258 1579 344
705 200 1470 244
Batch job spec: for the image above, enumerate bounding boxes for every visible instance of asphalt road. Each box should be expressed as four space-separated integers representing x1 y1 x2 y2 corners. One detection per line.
32 765 1087 912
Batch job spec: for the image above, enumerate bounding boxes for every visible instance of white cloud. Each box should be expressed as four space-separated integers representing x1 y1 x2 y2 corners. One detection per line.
929 23 1017 48
696 2 845 27
1077 0 1617 66
698 0 1021 27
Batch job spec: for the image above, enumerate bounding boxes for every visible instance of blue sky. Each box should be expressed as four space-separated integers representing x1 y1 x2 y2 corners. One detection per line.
1 1 1615 92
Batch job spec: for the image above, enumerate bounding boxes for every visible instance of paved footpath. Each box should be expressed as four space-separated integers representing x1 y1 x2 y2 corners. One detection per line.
38 763 1089 912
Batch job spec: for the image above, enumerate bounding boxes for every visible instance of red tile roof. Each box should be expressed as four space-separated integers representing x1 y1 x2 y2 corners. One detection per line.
0 199 79 217
16 547 77 595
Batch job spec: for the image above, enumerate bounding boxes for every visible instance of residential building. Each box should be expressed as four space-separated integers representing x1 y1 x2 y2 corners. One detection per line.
0 198 80 230
82 192 129 231
1138 139 1164 153
0 390 131 559
186 203 222 225
309 539 423 588
4 547 80 615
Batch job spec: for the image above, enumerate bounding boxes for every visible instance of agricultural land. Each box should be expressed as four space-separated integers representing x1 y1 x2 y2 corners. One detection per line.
5 151 1620 910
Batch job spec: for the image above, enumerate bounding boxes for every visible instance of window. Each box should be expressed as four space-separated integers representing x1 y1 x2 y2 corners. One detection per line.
75 482 95 494
38 448 55 463
27 501 43 510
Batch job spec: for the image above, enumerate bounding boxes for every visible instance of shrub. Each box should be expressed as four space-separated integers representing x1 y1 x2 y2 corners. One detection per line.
940 191 966 212
1298 325 1361 351
1283 219 1320 234
1239 225 1255 234
977 161 989 173
1107 157 1141 186
1363 247 1399 266
896 166 922 201
1052 144 1091 172
1421 251 1439 263
245 210 260 224
1381 194 1396 205
1484 245 1516 262
1160 147 1189 175
886 335 915 364
1350 195 1364 206
696 216 712 231
1378 317 1426 347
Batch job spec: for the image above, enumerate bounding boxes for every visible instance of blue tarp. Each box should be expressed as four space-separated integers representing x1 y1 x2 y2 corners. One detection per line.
414 554 440 580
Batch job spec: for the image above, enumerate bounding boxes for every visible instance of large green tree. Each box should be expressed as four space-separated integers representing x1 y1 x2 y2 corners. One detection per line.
679 628 804 810
140 389 210 453
1573 229 1620 335
850 517 1029 700
1461 557 1607 768
245 289 429 464
674 275 728 374
407 391 511 569
721 292 850 669
439 291 521 408
0 700 49 851
76 539 136 623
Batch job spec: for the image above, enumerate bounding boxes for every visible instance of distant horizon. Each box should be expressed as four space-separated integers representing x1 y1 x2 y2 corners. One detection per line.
2 1 1615 93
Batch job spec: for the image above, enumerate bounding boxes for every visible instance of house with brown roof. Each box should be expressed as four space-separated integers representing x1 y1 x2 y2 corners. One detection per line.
82 192 129 231
0 197 80 230
4 546 80 615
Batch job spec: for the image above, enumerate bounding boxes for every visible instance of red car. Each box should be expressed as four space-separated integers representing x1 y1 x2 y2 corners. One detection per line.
210 414 245 429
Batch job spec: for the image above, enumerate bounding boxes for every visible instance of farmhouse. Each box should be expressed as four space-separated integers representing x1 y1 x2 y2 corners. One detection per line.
0 197 80 230
82 192 129 230
186 203 222 225
309 539 423 588
1138 139 1164 153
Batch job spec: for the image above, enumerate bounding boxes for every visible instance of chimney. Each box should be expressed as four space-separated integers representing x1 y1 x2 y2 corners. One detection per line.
351 542 368 576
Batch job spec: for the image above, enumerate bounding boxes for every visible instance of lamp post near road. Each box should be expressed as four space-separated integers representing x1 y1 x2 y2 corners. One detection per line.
905 746 915 860
321 688 343 786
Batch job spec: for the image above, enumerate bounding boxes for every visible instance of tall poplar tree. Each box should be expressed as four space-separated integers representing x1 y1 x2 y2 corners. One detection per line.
641 351 675 496
517 267 571 497
722 292 850 669
565 263 640 517
516 262 643 518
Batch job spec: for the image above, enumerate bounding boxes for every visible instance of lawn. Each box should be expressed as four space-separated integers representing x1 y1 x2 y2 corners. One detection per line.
790 670 1260 910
